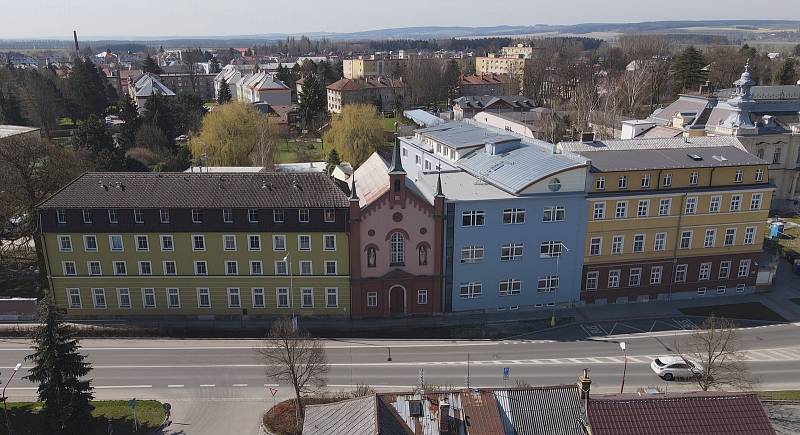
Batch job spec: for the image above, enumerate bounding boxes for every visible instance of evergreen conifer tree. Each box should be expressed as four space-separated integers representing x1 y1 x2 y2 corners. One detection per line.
142 56 163 75
671 46 707 93
325 148 341 175
217 80 232 105
778 58 797 85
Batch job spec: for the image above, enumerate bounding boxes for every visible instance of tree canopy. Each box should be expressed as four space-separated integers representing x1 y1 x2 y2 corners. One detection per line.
189 102 275 167
141 56 163 74
298 74 327 130
671 46 707 93
323 104 385 167
217 80 232 105
66 57 109 120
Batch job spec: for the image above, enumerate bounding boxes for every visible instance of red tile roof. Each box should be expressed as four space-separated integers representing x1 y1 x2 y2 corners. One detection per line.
588 392 776 435
327 77 404 92
459 73 513 85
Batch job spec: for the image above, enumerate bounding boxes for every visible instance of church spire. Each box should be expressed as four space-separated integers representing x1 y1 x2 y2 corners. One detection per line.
349 174 359 201
389 133 405 175
435 167 444 197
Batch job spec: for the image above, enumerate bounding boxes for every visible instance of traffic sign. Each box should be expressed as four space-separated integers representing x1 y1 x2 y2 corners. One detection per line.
269 388 278 397
503 367 510 381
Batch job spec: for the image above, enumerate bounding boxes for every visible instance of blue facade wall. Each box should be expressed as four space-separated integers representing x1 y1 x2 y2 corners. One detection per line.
448 194 587 312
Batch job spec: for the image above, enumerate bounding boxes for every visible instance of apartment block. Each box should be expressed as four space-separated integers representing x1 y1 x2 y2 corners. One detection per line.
36 172 350 319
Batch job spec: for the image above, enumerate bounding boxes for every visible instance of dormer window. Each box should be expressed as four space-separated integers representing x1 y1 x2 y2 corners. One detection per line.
56 209 66 224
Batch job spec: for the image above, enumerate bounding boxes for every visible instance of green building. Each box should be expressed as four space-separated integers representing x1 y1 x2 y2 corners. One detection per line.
36 172 350 319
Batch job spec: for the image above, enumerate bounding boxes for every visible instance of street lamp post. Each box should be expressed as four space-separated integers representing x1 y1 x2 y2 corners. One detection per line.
283 253 296 331
619 342 628 394
551 243 570 327
3 362 22 435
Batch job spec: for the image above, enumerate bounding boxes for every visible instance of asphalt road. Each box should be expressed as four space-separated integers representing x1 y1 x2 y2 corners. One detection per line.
2 322 800 434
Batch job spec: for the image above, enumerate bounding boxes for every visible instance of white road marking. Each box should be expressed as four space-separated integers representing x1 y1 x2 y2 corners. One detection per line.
200 384 216 387
264 384 278 387
168 384 184 388
232 384 248 387
95 385 153 389
0 342 504 352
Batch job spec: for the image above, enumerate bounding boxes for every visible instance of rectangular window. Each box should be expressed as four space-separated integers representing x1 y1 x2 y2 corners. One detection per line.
689 171 698 185
252 288 265 308
629 268 642 287
248 209 259 223
163 261 177 276
298 235 311 251
58 235 73 252
68 288 81 308
542 206 565 222
501 243 524 261
680 231 693 249
738 259 751 277
299 260 312 275
750 193 762 210
272 209 285 223
663 173 672 187
697 287 707 296
92 288 107 308
223 234 237 251
228 288 241 308
729 195 741 212
502 208 526 224
755 169 764 182
138 261 152 276
159 209 170 223
109 235 124 252
324 208 336 222
724 228 736 246
633 234 645 253
459 282 483 299
719 261 731 279
298 208 310 223
83 209 93 224
367 292 378 307
276 288 289 308
160 235 174 251
684 197 697 215
194 261 207 276
117 288 131 308
618 176 627 189
249 235 261 251
113 261 127 276
537 276 559 293
709 196 721 213
650 266 663 285
324 234 336 251
744 227 756 245
586 271 599 290
83 235 97 251
197 288 211 308
192 235 205 251
301 288 314 308
167 288 180 308
135 235 149 251
225 261 238 275
223 208 234 223
593 202 606 220
659 198 671 216
615 201 627 219
142 288 156 308
499 278 522 296
326 288 339 308
88 261 102 276
63 261 77 276
675 264 688 283
699 263 711 281
716 285 726 294
56 209 66 224
734 169 743 183
589 237 602 256
612 235 624 254
462 211 485 227
273 235 287 251
417 290 428 305
608 270 620 288
637 200 649 217
596 177 605 190
250 261 263 275
275 260 288 276
773 148 782 164
654 233 667 251
539 241 562 258
736 284 746 293
108 209 118 224
191 209 203 223
460 245 485 263
704 229 716 248
641 175 650 188
324 260 337 275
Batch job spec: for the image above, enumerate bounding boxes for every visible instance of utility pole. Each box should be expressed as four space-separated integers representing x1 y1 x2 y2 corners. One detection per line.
466 353 471 389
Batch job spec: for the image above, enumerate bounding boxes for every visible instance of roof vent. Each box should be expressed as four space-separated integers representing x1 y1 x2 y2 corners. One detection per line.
580 131 595 143
688 154 703 161
712 155 728 162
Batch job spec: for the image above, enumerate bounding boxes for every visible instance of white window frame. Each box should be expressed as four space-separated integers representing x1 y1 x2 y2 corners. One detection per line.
729 194 741 212
323 234 337 251
637 200 649 217
629 268 642 287
542 206 565 222
367 292 378 307
417 289 428 305
83 235 97 252
160 235 174 252
596 177 605 190
615 201 627 219
618 176 627 189
650 266 663 285
109 234 124 252
663 173 672 187
536 276 558 293
252 288 265 308
462 210 486 227
738 259 751 277
724 228 736 246
501 243 525 261
632 234 645 253
273 234 287 251
142 288 156 308
68 288 82 308
273 209 284 223
608 270 620 288
248 234 261 251
250 260 263 276
675 264 688 283
276 287 290 308
159 209 170 223
709 196 721 213
750 193 762 210
87 261 102 276
138 261 152 276
92 288 107 309
324 260 337 275
593 202 605 220
734 169 743 183
191 209 203 224
704 229 716 248
223 234 237 251
301 288 314 308
589 237 602 256
194 260 208 276
197 288 211 308
502 208 526 225
108 209 119 224
680 231 693 249
611 235 624 255
459 282 483 299
58 235 73 252
248 209 259 223
63 261 77 276
684 197 697 215
223 208 234 223
299 260 312 276
227 288 242 308
275 260 288 276
689 171 698 185
324 208 336 223
744 227 756 245
56 209 67 224
755 169 764 182
659 198 671 216
326 288 339 308
699 263 712 281
719 261 732 279
298 235 312 251
192 234 206 252
112 261 127 276
225 260 239 276
135 235 149 252
163 261 177 276
586 271 599 290
117 288 131 309
460 245 485 263
641 175 650 188
82 209 93 224
298 208 310 223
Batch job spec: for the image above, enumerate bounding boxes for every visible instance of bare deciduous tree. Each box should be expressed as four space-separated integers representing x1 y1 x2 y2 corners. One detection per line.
256 318 330 428
675 315 756 391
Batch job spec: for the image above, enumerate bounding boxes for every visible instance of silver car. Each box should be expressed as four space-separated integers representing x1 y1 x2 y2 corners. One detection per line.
651 356 703 381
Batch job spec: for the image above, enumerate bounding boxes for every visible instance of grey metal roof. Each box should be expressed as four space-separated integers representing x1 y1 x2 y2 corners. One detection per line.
403 109 444 127
416 121 519 150
303 395 378 435
579 145 765 173
716 85 800 101
133 73 175 97
649 96 710 124
559 136 747 153
494 386 586 435
452 95 536 110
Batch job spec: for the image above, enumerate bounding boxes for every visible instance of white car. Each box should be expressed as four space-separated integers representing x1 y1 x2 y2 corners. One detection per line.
651 356 703 381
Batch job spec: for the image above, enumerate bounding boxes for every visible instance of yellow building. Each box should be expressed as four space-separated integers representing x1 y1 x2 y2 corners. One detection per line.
36 172 351 319
561 137 772 304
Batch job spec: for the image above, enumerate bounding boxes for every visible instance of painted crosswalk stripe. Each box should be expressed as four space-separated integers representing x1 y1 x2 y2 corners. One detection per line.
626 357 644 363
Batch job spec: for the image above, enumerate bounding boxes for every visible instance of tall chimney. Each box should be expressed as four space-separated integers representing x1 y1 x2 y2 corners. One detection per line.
578 368 592 417
438 398 450 434
73 31 80 54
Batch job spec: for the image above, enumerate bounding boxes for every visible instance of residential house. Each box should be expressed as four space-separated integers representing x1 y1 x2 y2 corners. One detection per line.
327 77 405 114
398 120 589 312
343 55 408 79
559 136 772 304
158 71 217 100
236 71 291 105
347 139 445 317
36 172 350 319
213 64 257 101
128 73 175 112
457 73 516 97
452 95 537 121
473 108 562 142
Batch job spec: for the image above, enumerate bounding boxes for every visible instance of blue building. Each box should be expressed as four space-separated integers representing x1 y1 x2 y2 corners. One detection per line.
397 120 589 312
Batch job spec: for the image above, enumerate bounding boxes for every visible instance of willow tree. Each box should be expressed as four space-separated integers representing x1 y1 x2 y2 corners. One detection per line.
322 104 384 167
189 102 275 167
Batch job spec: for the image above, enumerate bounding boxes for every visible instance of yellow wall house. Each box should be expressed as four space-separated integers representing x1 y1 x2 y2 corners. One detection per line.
563 138 772 304
36 172 351 320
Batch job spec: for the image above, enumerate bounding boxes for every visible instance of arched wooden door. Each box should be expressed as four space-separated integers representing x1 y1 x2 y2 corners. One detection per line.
389 285 406 315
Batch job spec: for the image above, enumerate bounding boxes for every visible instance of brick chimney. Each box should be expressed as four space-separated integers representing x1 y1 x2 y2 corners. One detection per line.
578 368 591 416
438 398 450 434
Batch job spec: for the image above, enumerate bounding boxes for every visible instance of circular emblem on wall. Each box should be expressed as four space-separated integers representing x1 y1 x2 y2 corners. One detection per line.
548 178 562 191
393 212 403 222
420 227 427 235
368 229 375 237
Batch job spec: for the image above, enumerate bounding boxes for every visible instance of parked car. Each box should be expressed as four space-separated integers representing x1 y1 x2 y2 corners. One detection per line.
651 356 703 381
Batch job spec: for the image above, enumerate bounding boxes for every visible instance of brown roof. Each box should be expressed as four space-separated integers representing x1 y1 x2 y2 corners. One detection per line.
588 392 776 435
327 77 404 92
459 73 513 86
459 390 506 434
37 172 349 209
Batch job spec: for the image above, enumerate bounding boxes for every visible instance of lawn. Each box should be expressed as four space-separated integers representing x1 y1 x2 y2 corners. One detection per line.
274 138 325 163
1 400 165 435
758 390 800 401
679 302 787 322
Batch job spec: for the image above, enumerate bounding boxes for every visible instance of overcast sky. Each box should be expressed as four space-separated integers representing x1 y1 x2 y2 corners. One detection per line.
1 0 798 39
